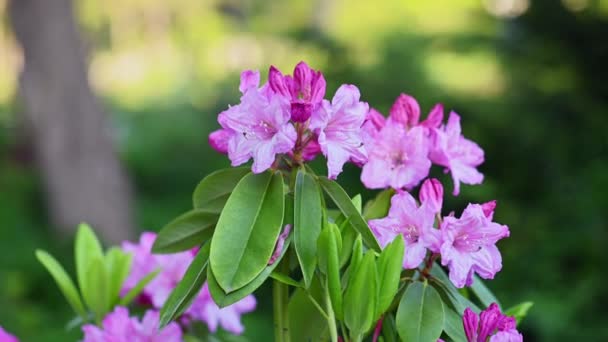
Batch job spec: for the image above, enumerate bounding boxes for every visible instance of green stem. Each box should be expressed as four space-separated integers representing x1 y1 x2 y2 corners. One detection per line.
273 258 291 342
324 281 339 342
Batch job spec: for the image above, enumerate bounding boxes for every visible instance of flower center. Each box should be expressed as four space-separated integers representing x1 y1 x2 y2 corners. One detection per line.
453 232 486 252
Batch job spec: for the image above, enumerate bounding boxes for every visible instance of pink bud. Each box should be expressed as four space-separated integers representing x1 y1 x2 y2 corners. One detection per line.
268 66 291 97
301 136 321 161
481 200 497 219
389 93 420 128
366 108 386 131
290 101 313 122
421 103 444 129
419 178 443 213
208 129 231 154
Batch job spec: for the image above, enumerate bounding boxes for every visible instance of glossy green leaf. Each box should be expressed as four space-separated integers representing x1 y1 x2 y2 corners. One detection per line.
363 189 395 220
293 169 322 288
152 209 218 254
210 171 285 292
317 222 342 274
504 301 533 325
338 218 356 267
35 250 87 318
396 281 445 342
470 275 501 309
322 223 343 320
192 167 250 213
288 278 329 342
352 194 362 213
318 177 381 252
159 243 210 328
105 247 132 306
119 269 160 306
430 264 480 314
75 223 104 296
208 235 292 307
344 251 378 336
376 235 405 318
85 257 108 322
444 307 468 342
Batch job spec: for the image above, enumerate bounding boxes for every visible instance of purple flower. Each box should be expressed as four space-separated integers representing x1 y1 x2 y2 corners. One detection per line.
121 233 256 334
389 93 421 128
188 284 257 335
361 121 431 190
208 129 231 154
309 84 368 179
439 203 510 288
463 303 523 342
419 178 444 214
361 108 386 147
368 191 437 269
429 111 484 195
215 70 297 173
82 307 182 342
0 326 18 342
269 61 326 122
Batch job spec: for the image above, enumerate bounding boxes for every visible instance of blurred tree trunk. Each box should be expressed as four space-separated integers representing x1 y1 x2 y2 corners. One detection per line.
8 0 134 243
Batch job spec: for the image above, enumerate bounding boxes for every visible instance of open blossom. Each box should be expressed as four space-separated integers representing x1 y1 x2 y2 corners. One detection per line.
215 70 297 173
439 202 510 288
368 191 436 269
361 121 431 190
82 307 182 342
0 326 18 342
309 84 368 179
463 303 523 342
269 61 326 122
430 111 484 195
121 233 256 334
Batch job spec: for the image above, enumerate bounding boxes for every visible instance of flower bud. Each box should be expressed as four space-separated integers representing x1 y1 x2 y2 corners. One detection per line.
389 93 420 128
419 178 443 213
481 200 497 219
208 129 231 154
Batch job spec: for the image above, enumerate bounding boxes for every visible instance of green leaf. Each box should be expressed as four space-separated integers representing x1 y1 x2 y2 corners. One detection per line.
192 167 251 213
430 264 480 314
363 189 395 220
159 243 211 328
504 301 533 325
396 281 445 342
75 223 104 296
338 218 356 267
293 169 322 288
152 209 219 254
470 275 501 309
443 307 467 342
119 269 160 306
270 271 303 288
375 235 405 319
210 171 285 292
105 247 132 306
380 313 398 342
351 194 362 213
208 235 292 307
317 177 381 252
85 257 108 322
288 279 329 342
35 250 87 319
344 251 378 336
322 223 343 320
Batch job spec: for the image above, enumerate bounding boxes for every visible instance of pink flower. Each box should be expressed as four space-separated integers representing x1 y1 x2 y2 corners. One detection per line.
429 111 484 195
269 62 326 122
439 203 509 288
368 191 437 269
419 178 444 214
121 233 256 334
0 326 18 342
216 70 297 173
389 93 444 130
82 307 182 342
309 84 368 179
208 129 231 154
188 284 257 335
361 108 386 146
360 121 431 190
463 303 523 342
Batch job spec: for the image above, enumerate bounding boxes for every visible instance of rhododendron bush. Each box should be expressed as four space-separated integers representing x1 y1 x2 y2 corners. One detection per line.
24 62 532 342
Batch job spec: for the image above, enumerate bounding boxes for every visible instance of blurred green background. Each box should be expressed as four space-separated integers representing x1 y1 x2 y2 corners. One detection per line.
1 0 607 340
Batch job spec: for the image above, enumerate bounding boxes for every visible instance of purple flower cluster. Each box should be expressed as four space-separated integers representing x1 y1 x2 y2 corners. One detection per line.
361 94 484 195
463 303 523 342
121 233 256 335
82 307 182 342
369 179 510 288
210 62 368 179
